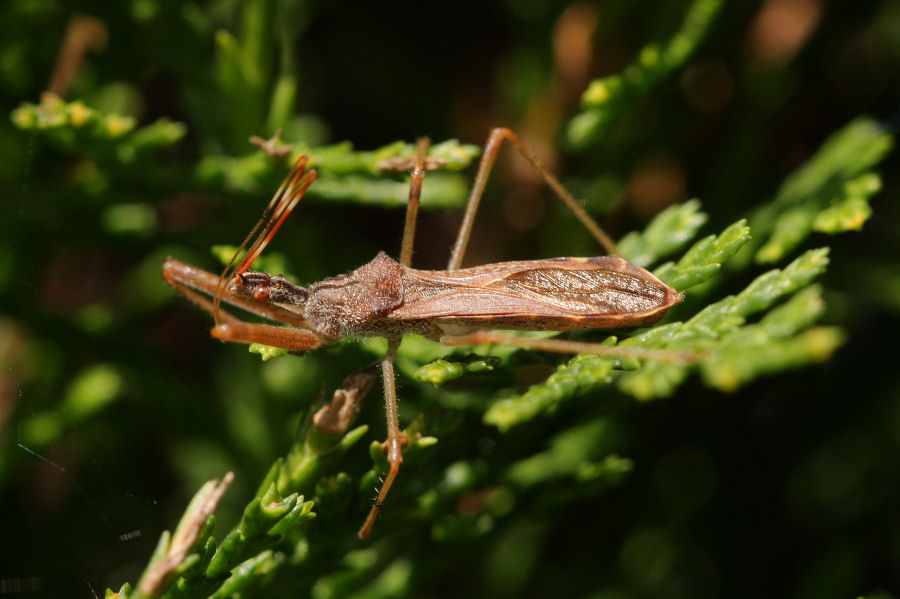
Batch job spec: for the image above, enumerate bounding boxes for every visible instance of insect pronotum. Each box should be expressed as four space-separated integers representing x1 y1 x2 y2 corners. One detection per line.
163 128 684 539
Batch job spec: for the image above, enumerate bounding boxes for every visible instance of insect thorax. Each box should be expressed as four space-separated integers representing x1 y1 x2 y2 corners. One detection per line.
304 252 406 339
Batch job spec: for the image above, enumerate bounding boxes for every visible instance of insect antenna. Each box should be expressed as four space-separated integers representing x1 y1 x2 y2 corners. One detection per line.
213 154 317 323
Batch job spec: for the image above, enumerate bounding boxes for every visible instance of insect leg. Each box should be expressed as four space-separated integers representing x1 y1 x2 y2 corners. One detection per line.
448 127 619 271
163 259 309 328
441 330 699 363
165 261 322 350
359 337 405 539
399 137 431 267
210 321 323 351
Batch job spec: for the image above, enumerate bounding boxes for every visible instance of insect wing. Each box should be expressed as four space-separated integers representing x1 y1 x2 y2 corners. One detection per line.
394 257 680 327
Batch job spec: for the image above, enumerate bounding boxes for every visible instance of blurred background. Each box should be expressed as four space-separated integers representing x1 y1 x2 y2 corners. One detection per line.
1 0 899 597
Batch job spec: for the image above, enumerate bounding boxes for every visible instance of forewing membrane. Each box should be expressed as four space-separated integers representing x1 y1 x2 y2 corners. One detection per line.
393 257 678 321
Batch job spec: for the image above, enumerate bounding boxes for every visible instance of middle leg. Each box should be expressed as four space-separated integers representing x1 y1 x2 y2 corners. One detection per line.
358 336 406 539
399 137 431 267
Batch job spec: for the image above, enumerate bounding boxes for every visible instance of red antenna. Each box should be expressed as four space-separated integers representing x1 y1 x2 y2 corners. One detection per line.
214 154 317 322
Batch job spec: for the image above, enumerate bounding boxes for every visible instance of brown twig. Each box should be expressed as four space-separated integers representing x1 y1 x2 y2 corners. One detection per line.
137 472 234 597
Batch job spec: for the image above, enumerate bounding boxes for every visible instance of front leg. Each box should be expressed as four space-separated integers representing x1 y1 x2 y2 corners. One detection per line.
211 321 322 351
163 259 322 351
163 259 309 328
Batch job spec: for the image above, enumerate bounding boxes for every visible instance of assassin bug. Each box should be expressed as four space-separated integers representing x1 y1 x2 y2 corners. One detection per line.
163 128 684 539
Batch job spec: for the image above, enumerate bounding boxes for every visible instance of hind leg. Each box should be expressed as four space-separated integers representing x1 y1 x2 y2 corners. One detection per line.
448 127 620 271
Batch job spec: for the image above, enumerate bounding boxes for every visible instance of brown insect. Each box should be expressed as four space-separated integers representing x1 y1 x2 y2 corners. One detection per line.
163 128 683 539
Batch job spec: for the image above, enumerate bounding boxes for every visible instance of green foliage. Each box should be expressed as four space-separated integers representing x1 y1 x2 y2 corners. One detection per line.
414 353 501 384
567 0 723 146
503 420 632 488
616 198 709 268
13 94 479 207
747 118 893 264
11 95 186 162
195 138 479 204
3 2 898 599
19 363 123 449
481 238 836 428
